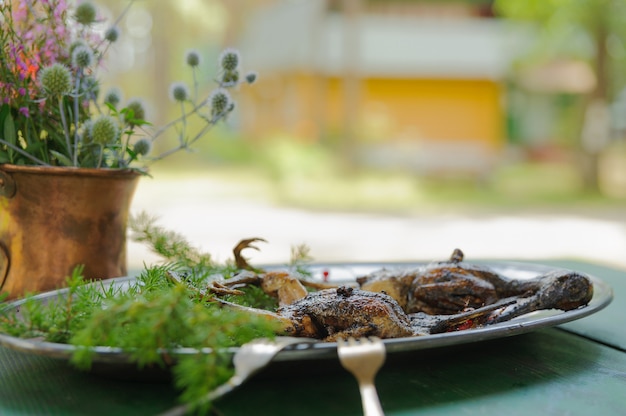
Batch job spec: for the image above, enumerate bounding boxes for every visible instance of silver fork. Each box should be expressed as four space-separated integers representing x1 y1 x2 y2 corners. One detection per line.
337 336 387 416
159 336 314 416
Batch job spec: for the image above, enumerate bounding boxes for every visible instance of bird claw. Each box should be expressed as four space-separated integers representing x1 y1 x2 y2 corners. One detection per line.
233 237 267 271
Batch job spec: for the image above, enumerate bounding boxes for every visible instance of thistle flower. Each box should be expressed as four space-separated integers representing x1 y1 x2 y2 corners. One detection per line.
0 0 254 171
69 40 89 58
169 82 189 102
219 48 240 71
133 138 152 156
126 99 147 126
103 87 123 108
72 46 94 69
74 2 97 26
90 115 119 145
185 50 201 67
104 26 120 43
81 76 100 100
245 71 258 84
209 88 231 117
221 70 239 85
39 64 72 98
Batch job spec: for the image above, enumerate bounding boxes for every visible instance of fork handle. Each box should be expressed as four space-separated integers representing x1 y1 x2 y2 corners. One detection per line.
358 382 385 416
157 376 243 416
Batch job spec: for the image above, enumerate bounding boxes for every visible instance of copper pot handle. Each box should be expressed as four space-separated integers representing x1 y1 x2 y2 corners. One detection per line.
0 170 13 289
0 243 8 291
0 170 16 198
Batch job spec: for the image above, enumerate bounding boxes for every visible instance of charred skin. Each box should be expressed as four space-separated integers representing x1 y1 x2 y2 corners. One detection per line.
404 256 539 315
171 242 595 341
277 286 414 341
357 249 511 314
488 269 594 324
355 269 417 311
358 248 592 316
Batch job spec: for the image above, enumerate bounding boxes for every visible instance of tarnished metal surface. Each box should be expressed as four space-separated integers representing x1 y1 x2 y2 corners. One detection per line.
0 164 140 299
0 170 16 198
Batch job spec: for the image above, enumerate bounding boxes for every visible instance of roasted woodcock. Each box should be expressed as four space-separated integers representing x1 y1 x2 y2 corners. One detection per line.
357 248 594 316
169 244 595 341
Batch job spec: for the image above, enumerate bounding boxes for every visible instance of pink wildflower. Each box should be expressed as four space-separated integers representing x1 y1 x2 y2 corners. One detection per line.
18 107 30 118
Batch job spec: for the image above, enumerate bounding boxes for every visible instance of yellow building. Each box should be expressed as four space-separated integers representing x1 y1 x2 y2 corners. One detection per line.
238 1 523 176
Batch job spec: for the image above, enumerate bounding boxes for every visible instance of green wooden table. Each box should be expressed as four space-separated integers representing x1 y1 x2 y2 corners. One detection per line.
1 260 624 415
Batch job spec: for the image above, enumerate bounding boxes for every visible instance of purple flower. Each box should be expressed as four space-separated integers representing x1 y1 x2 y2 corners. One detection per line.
18 107 30 118
18 88 26 96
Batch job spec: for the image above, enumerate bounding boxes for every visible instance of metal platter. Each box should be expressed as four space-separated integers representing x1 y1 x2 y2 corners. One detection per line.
0 261 613 369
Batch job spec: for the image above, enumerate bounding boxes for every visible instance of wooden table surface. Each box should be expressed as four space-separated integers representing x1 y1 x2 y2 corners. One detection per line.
0 259 624 416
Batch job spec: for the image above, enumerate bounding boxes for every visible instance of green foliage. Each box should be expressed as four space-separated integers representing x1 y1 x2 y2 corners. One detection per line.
494 0 626 64
129 212 216 270
0 1 253 170
69 280 279 368
223 285 279 310
0 262 280 413
0 214 314 412
0 267 104 343
290 244 314 277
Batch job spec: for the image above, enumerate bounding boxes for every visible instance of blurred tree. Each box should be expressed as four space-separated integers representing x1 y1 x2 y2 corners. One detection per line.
494 0 626 192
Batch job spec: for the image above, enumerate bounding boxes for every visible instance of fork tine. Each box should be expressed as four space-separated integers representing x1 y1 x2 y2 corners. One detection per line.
337 336 386 416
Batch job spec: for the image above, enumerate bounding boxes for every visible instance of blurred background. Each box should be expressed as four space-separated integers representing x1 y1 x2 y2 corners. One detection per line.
98 0 626 270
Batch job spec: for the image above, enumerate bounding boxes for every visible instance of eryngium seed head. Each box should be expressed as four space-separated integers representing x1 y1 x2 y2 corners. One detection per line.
169 82 189 102
126 99 146 124
221 70 239 85
219 48 240 71
103 87 123 108
245 71 258 84
72 46 94 69
90 115 119 145
74 2 97 25
69 40 88 58
133 138 152 156
185 50 201 67
209 88 231 117
81 75 100 99
105 26 120 43
39 64 73 97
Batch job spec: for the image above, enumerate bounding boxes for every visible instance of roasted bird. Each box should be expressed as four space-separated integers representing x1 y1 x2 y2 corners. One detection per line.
357 248 594 316
167 242 595 341
277 286 414 341
277 286 527 339
167 271 516 340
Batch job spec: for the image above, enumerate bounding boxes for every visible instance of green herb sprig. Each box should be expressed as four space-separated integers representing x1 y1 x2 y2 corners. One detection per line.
0 216 313 413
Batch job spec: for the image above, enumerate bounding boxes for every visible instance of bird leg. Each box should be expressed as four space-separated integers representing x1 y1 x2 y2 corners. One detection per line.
233 238 267 271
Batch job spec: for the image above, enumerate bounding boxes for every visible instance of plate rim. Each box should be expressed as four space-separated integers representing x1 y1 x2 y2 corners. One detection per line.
0 261 614 364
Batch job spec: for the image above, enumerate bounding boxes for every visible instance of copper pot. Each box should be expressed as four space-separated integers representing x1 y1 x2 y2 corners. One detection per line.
0 164 141 299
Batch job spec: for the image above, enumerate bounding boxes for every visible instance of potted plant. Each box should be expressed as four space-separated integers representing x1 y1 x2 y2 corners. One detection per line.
0 0 257 298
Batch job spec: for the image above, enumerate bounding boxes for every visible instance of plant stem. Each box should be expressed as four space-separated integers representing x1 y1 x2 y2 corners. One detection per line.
58 96 73 163
148 98 207 143
94 0 137 66
192 67 199 104
73 70 82 166
179 101 187 146
151 114 221 162
0 139 51 166
97 144 104 168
